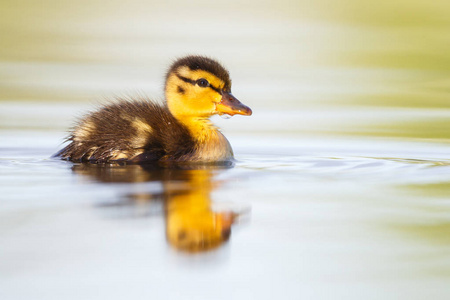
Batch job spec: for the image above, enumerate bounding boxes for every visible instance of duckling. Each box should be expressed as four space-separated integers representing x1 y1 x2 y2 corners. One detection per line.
54 56 252 163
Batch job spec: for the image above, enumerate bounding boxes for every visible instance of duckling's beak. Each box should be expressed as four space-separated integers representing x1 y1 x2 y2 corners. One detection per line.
216 92 252 116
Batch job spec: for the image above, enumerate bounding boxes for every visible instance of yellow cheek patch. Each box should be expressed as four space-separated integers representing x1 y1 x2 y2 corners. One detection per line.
166 73 191 95
166 68 224 118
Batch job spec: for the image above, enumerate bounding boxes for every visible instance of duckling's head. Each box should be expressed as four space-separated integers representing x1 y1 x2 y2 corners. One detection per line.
165 55 252 120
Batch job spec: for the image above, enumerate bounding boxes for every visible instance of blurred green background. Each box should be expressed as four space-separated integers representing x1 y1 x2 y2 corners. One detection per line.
0 0 449 140
1 2 450 298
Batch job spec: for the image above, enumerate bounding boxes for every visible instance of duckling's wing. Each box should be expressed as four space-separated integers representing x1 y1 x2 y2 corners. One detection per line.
55 99 195 163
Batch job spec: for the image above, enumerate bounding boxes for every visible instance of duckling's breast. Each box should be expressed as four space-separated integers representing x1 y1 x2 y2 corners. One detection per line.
192 130 233 162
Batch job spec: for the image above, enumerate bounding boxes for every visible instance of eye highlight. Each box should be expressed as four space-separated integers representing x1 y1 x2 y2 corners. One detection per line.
196 78 210 88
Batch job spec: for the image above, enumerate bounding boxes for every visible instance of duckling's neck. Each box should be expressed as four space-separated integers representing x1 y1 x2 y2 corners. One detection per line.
178 116 233 162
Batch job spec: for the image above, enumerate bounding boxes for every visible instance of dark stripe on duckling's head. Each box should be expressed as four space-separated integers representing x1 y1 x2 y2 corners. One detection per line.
177 86 185 94
176 74 196 85
166 55 231 91
176 74 223 95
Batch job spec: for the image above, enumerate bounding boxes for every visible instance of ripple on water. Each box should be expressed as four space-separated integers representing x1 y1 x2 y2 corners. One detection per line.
237 153 450 185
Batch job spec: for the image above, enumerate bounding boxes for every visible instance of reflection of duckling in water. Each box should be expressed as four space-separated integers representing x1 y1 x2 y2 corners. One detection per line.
55 55 252 163
72 164 244 252
165 169 236 252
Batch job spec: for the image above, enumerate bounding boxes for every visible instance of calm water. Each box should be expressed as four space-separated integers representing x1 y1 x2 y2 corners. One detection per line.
1 1 450 299
1 104 450 299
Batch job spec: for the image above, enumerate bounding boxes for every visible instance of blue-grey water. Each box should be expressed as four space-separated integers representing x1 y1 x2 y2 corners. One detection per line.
2 103 450 299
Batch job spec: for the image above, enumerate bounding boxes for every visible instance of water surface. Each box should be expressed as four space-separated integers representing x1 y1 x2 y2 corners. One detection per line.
2 119 450 299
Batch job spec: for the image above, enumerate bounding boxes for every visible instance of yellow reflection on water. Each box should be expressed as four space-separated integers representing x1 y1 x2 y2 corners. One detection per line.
72 163 241 252
165 169 236 252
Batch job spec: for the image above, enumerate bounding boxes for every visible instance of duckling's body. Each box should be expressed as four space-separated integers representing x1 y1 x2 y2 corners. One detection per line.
55 56 251 163
56 99 232 163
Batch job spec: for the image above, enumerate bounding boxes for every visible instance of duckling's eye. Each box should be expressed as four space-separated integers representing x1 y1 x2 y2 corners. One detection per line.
196 78 210 88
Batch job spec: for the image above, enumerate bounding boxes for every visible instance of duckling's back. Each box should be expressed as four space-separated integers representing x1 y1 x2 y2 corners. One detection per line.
54 99 196 163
